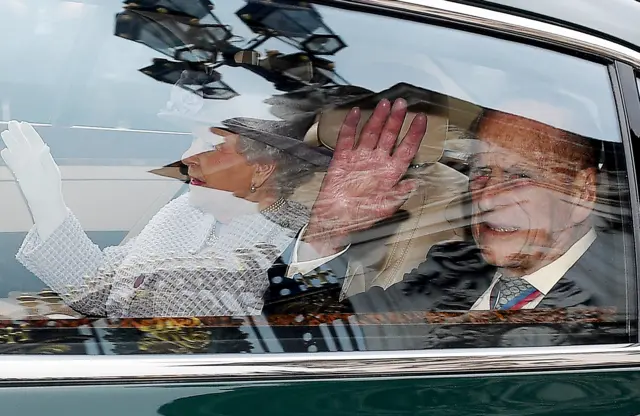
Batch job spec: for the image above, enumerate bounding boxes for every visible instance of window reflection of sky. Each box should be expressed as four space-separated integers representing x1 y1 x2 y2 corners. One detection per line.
0 0 620 147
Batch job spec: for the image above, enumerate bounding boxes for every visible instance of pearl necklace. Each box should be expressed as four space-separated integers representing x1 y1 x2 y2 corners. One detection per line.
260 197 286 214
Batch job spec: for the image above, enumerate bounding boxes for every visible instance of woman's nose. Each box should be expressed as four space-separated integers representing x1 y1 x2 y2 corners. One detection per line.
181 154 197 166
181 137 211 161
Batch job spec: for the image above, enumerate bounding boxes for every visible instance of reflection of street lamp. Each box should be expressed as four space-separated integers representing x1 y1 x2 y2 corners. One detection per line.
231 49 342 91
261 51 313 81
141 58 238 100
301 34 346 55
115 0 349 99
115 6 233 63
236 0 346 55
260 51 339 84
123 0 215 20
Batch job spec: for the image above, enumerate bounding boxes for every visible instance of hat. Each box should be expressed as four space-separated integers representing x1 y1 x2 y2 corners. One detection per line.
315 82 451 165
219 85 374 167
221 117 334 166
149 160 189 182
221 83 483 168
150 82 483 181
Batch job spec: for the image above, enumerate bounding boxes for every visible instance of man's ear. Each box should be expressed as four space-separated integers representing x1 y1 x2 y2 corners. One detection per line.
252 162 277 189
570 167 597 224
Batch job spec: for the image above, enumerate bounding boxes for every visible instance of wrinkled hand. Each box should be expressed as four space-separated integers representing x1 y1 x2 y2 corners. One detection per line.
1 120 67 240
305 98 427 255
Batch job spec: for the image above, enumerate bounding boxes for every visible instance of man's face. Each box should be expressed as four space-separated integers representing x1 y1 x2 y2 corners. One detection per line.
469 110 592 272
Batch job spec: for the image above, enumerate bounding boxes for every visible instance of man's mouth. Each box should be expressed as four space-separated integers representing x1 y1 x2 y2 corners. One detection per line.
483 221 520 233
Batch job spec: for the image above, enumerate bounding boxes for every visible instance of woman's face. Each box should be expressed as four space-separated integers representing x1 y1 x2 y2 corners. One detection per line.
181 128 254 197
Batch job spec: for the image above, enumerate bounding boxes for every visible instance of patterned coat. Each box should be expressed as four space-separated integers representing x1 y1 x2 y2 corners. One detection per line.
16 193 309 318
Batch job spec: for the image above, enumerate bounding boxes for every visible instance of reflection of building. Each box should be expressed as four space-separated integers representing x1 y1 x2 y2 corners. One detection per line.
0 308 626 354
0 127 187 237
0 124 190 298
1 164 182 235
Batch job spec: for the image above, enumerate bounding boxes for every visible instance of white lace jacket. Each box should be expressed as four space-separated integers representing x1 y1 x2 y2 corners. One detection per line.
16 194 309 318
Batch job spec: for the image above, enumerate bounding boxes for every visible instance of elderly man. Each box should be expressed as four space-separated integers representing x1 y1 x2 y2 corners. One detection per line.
291 96 625 313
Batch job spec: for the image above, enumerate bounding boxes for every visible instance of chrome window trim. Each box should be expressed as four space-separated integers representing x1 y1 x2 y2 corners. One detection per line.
609 62 640 337
1 343 640 384
2 0 640 384
343 0 640 67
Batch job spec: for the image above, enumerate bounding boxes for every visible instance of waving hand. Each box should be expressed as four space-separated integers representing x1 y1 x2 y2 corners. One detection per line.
305 98 427 255
1 121 68 240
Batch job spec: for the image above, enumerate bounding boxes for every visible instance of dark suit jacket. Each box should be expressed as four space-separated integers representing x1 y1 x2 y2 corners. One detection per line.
346 230 629 313
262 230 631 350
265 230 630 315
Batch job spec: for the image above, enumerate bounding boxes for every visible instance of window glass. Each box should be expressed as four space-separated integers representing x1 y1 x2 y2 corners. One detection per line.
0 0 635 354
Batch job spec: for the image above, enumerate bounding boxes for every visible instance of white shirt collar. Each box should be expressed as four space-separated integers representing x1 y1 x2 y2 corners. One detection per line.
285 224 351 277
471 228 597 310
521 228 597 295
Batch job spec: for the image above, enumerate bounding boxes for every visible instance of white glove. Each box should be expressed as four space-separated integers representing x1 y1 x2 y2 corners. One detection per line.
1 120 68 241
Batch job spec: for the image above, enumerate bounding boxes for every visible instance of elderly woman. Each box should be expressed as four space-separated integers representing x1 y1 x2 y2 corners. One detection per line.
1 120 313 318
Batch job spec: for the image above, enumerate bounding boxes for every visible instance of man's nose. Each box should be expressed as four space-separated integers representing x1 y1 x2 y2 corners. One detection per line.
476 180 514 212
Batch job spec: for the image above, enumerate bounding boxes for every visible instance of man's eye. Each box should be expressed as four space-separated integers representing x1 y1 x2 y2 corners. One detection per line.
470 167 491 179
509 172 531 180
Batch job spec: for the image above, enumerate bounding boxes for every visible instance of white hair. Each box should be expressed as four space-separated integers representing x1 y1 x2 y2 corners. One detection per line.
235 135 316 197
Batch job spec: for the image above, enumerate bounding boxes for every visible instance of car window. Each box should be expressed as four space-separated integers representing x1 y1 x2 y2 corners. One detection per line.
0 0 635 355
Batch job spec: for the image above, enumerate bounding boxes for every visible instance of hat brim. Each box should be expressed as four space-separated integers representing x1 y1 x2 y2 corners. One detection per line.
317 110 449 165
222 118 334 167
316 83 482 165
149 161 188 182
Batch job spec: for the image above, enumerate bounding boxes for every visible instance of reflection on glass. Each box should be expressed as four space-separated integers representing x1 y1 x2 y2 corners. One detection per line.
236 0 346 55
3 119 318 318
114 2 230 63
141 60 238 100
0 0 635 355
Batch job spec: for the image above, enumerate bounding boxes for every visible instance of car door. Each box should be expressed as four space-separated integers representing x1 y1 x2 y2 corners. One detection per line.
0 1 638 415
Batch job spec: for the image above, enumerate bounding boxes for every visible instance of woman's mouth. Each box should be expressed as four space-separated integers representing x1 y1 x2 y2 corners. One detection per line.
190 177 206 186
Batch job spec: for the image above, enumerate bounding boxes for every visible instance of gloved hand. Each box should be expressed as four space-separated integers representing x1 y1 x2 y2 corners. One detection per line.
1 120 68 241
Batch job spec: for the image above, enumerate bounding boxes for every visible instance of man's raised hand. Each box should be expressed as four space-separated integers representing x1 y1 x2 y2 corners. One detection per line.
305 98 427 255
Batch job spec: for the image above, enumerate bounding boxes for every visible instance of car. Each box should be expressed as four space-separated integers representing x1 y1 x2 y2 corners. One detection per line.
0 0 639 414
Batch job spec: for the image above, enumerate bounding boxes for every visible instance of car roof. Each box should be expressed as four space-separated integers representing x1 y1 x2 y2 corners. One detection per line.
451 0 640 52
